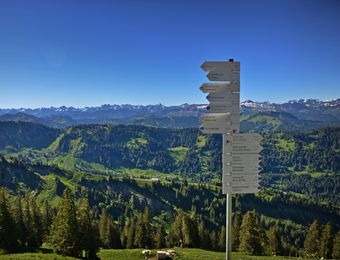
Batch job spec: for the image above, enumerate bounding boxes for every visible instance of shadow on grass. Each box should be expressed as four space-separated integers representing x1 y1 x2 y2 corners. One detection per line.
2 246 54 254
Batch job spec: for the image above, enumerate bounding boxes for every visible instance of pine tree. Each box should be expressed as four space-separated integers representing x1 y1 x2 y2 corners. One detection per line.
141 207 152 248
78 198 99 258
126 217 137 249
49 189 80 257
154 223 166 248
0 189 18 251
30 198 43 247
210 230 217 250
319 222 333 259
110 221 122 249
42 200 54 239
231 212 241 251
23 196 33 247
267 226 283 256
198 221 211 249
99 209 111 248
332 231 340 259
304 220 320 258
13 196 26 246
188 210 200 248
239 210 267 255
217 225 226 251
169 209 185 247
134 213 145 248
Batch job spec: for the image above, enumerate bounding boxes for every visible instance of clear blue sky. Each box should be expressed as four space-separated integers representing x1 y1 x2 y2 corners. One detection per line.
1 0 340 108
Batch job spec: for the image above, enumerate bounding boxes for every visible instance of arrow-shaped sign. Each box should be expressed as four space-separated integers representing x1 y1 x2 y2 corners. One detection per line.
200 82 240 93
201 61 240 72
232 133 263 142
207 102 240 113
200 113 233 123
232 154 261 161
231 145 263 154
207 71 240 82
199 125 232 134
206 92 240 103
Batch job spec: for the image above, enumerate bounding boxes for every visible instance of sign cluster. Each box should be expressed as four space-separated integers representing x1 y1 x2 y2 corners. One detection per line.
199 60 262 194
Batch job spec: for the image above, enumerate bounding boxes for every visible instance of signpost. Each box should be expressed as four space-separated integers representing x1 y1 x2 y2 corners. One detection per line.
199 59 262 260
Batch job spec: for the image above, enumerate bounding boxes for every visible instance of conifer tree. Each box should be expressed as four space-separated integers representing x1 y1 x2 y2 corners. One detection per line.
304 220 320 258
210 230 217 250
218 225 226 251
0 189 18 251
332 231 340 259
110 221 122 249
319 222 333 259
13 196 26 246
42 200 54 239
155 223 166 249
49 189 80 257
141 207 152 248
133 208 152 248
99 209 111 248
23 196 33 247
239 210 267 255
231 212 242 251
134 212 146 248
267 226 283 256
198 221 211 249
183 212 201 248
169 209 185 247
188 210 200 248
30 198 43 247
78 198 99 258
126 216 137 249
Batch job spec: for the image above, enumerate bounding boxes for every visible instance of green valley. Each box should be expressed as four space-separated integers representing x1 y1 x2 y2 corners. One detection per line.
0 121 339 259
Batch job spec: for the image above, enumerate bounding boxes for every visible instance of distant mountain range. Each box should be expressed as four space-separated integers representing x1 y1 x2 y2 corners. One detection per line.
0 98 339 130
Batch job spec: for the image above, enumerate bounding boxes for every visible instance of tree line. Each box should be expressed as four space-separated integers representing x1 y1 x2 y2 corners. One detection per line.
1 188 340 258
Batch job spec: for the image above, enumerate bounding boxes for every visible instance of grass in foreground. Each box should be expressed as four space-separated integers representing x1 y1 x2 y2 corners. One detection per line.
0 248 304 260
99 248 302 260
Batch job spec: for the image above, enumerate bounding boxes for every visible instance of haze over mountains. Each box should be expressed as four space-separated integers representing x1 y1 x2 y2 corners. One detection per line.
0 98 339 130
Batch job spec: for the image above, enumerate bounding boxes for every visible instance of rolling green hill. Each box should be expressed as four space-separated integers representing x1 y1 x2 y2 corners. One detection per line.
0 122 339 258
0 121 60 152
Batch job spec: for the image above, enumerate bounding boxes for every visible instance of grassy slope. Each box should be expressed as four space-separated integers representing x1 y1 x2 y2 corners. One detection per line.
0 249 305 260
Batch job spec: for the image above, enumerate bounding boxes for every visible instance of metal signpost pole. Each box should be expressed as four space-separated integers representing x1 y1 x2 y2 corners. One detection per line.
223 133 232 260
200 59 261 260
226 193 232 260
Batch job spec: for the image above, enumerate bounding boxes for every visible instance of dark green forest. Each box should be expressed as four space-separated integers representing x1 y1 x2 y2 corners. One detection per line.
0 121 340 258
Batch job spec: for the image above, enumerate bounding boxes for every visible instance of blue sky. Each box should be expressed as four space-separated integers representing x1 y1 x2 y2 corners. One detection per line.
0 0 340 108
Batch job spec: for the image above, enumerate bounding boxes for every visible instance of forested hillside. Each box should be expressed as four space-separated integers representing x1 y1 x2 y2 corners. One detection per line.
0 122 339 258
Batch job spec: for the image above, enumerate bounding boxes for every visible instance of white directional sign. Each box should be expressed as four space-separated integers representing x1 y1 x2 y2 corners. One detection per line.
232 133 263 142
232 154 261 162
223 163 261 174
223 175 259 185
200 113 233 133
231 145 262 154
201 61 240 73
227 185 260 194
200 113 233 122
200 82 240 93
223 133 263 154
206 91 240 103
207 71 240 82
222 132 262 194
207 102 240 114
199 125 231 134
